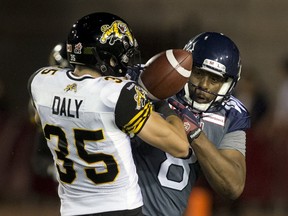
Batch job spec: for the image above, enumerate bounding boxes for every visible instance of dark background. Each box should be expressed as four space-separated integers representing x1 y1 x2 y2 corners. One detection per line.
1 0 288 115
1 1 288 215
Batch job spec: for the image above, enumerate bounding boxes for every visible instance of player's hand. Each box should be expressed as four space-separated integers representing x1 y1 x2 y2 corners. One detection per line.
168 98 201 143
125 65 143 81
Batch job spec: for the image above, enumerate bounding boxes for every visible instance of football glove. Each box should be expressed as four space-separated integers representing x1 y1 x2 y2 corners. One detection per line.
125 64 143 81
168 98 201 143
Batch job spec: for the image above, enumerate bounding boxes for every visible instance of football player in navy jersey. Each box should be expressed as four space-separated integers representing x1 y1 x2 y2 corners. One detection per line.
28 12 192 216
131 32 251 216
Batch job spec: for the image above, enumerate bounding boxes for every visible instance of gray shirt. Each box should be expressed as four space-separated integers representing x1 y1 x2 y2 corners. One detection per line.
132 96 250 216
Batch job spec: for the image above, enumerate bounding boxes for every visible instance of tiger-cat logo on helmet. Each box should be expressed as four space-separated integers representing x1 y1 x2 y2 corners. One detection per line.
100 20 134 46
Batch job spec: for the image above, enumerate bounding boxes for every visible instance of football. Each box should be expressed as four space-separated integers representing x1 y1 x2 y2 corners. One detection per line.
138 49 193 100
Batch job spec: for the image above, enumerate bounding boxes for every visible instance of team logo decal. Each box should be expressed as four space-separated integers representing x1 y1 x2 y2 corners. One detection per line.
74 43 83 54
100 20 134 46
67 44 72 52
64 83 77 93
134 86 147 110
183 121 191 132
203 59 226 74
184 40 196 52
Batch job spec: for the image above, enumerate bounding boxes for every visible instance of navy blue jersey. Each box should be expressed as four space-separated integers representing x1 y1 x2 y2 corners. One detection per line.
132 95 250 216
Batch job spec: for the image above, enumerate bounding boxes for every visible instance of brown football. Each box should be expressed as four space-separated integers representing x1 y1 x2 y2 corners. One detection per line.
138 49 193 100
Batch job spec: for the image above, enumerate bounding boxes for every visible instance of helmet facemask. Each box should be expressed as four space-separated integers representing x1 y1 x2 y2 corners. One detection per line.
85 38 140 77
182 70 237 113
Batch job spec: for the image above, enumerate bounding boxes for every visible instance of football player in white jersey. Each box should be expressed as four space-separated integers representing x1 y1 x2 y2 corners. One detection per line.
131 32 251 216
28 12 192 216
30 42 70 181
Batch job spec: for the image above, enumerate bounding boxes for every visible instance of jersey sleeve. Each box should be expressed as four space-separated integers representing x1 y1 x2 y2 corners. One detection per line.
27 67 43 98
27 67 49 110
228 109 251 133
225 97 251 133
219 130 246 156
115 82 152 137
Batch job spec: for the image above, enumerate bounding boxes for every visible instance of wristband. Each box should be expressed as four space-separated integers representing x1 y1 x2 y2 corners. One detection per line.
187 128 201 143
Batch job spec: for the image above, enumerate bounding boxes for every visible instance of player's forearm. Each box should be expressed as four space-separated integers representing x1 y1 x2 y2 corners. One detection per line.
191 133 246 200
138 112 190 158
166 115 188 140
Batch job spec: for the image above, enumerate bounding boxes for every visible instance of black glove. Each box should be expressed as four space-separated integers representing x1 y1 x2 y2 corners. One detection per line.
168 98 201 143
125 65 143 81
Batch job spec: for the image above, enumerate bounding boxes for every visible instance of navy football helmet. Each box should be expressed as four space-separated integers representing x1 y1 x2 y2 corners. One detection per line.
49 42 70 67
177 32 242 112
67 12 139 76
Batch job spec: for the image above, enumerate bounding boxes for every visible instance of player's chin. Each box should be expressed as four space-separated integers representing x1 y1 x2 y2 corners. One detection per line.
195 98 208 104
194 94 211 104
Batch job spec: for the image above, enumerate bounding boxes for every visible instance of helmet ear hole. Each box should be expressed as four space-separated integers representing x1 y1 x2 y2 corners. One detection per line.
110 56 118 67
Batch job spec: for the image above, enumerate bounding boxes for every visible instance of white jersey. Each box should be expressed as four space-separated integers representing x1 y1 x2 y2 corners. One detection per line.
28 66 152 215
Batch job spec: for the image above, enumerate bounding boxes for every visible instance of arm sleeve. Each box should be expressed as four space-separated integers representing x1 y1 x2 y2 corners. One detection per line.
115 82 152 137
27 69 41 100
219 130 246 156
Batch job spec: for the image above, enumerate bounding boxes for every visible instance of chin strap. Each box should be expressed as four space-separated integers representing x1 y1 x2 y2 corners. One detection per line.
91 48 110 75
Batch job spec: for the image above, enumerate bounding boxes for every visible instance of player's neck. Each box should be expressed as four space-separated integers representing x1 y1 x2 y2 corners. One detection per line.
73 66 101 78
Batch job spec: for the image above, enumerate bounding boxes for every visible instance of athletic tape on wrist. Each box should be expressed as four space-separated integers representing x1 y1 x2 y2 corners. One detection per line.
188 128 201 143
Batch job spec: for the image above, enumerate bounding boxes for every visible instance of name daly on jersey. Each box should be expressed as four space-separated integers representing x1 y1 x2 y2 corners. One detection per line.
52 96 83 118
